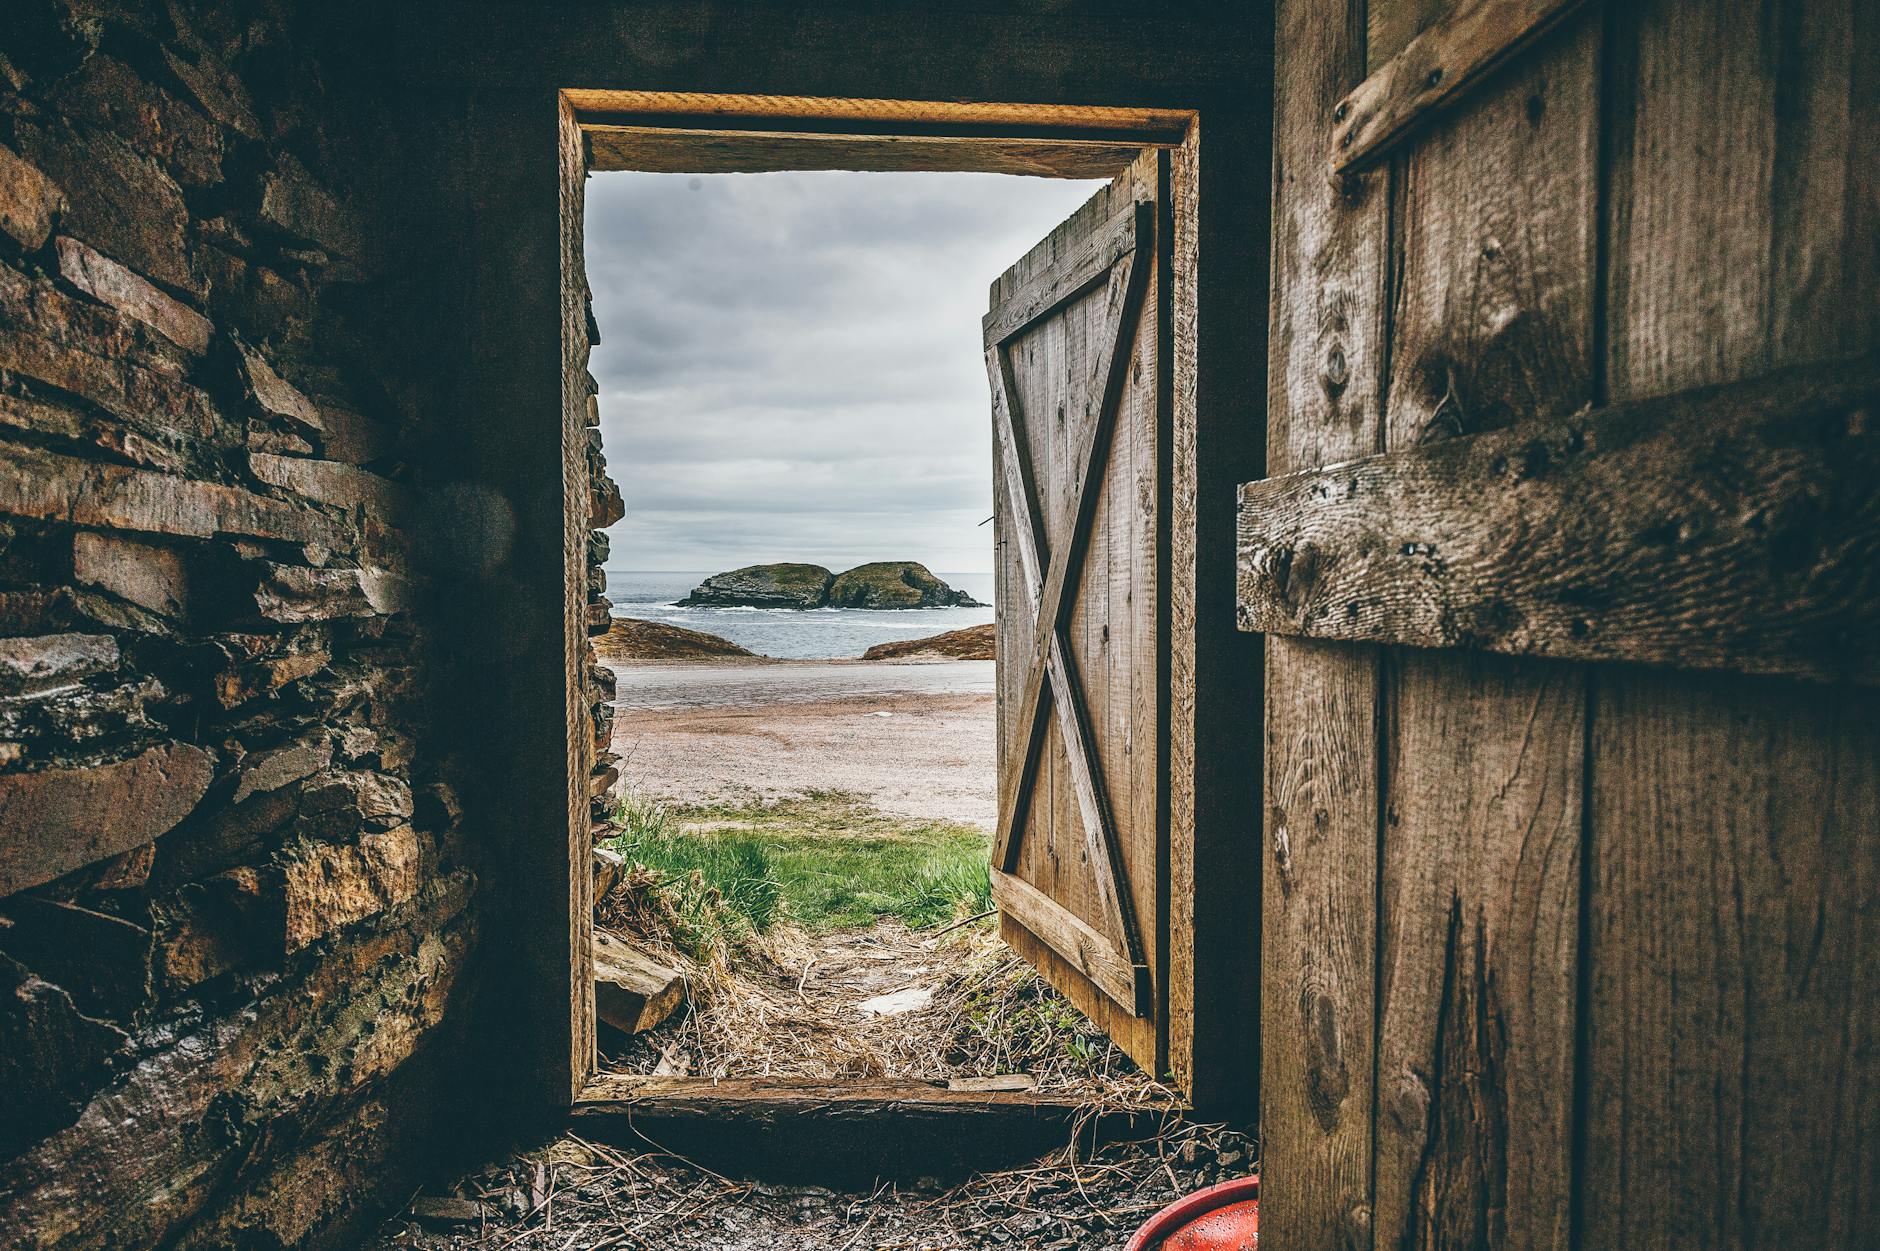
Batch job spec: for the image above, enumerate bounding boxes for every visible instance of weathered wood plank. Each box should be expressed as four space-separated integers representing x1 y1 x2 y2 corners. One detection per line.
990 868 1143 1014
1583 0 1880 1244
1261 0 1389 1241
586 131 1151 179
591 929 683 1035
1368 18 1598 1249
1333 0 1590 171
573 1072 1170 1183
982 201 1141 349
1237 355 1880 685
985 346 1135 966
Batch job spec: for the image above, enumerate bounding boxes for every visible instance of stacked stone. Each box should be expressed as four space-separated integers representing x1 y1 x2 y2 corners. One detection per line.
0 3 470 1246
582 319 623 837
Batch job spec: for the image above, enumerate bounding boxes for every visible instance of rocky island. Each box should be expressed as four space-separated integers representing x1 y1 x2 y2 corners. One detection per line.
678 561 984 610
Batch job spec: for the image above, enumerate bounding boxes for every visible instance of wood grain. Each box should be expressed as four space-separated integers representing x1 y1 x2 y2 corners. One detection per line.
989 165 1163 1070
1584 0 1880 1244
1236 356 1880 684
1368 18 1598 1249
991 869 1144 1013
573 1072 1170 1183
1262 0 1389 1242
1333 0 1590 171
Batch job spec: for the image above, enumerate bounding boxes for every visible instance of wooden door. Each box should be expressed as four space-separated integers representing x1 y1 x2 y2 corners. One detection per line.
985 152 1168 1074
1246 0 1880 1247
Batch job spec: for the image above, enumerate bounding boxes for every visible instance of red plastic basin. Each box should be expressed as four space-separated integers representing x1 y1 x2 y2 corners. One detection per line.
1124 1175 1258 1251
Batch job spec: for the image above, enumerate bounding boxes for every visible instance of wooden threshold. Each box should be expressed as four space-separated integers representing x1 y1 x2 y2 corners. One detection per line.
571 1074 1175 1183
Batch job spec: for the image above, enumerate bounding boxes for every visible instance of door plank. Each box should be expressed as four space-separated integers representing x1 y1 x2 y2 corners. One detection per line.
1586 0 1880 1244
1334 0 1590 171
991 232 1152 981
1235 356 1880 685
1369 19 1598 1250
1262 0 1391 1243
988 163 1165 1070
987 347 1135 962
991 869 1142 1013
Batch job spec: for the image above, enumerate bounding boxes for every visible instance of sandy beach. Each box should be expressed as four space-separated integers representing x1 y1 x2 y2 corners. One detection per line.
604 657 997 828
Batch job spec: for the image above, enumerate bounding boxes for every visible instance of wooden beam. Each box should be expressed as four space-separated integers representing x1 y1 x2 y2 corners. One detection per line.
1236 356 1880 685
586 130 1148 178
991 870 1147 1016
577 95 1191 178
571 1073 1170 1183
567 91 1194 138
981 202 1142 347
1330 0 1590 171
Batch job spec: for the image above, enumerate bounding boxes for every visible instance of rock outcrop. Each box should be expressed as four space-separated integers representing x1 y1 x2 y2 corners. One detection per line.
861 622 996 660
594 617 755 661
828 562 984 609
678 564 834 609
678 562 982 610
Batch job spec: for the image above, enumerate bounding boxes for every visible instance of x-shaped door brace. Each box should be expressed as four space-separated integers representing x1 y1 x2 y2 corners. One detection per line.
984 199 1153 1016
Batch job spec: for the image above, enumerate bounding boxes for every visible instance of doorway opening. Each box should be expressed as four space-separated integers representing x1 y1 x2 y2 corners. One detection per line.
582 163 1148 1097
544 87 1253 1173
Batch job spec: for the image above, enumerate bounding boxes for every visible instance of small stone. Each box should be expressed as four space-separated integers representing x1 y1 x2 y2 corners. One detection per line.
282 825 422 950
0 742 216 896
55 236 212 353
0 633 117 697
73 532 190 620
259 153 364 260
0 142 65 252
229 736 333 804
237 342 323 432
407 1195 483 1227
248 452 408 518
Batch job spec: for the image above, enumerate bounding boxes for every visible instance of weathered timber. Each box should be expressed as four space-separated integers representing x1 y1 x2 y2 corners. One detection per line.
0 743 215 896
591 929 683 1035
990 869 1142 1014
1236 356 1880 684
572 1073 1171 1184
1260 0 1388 1242
1368 18 1598 1249
1331 0 1590 171
1580 2 1880 1244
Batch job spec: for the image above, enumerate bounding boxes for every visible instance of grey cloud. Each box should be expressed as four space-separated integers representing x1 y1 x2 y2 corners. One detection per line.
585 169 1104 572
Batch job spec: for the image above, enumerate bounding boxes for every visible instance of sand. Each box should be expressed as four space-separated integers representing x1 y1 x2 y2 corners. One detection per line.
605 657 997 829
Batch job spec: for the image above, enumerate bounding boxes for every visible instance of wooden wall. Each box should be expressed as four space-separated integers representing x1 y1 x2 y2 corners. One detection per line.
1258 0 1878 1247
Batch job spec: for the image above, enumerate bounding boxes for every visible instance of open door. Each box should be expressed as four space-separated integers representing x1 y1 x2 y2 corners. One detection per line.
985 152 1169 1075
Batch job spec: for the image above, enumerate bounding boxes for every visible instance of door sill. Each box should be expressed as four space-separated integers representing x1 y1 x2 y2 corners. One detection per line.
571 1074 1176 1184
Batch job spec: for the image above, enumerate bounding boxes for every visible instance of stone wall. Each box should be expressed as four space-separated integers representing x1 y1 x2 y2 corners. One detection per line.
0 3 514 1245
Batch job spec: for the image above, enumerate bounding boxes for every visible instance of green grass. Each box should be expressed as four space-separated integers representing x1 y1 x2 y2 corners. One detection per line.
601 790 991 948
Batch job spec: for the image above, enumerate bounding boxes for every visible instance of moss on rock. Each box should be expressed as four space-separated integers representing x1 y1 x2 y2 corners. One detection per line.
827 562 983 609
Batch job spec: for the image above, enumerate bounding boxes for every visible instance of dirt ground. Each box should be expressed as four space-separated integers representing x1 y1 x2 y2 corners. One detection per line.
607 658 997 829
370 1114 1257 1250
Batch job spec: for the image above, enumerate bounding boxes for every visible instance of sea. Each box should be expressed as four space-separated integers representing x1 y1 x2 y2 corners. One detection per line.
603 570 997 661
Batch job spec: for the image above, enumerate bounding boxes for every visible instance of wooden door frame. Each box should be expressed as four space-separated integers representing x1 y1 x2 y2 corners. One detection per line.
541 90 1262 1119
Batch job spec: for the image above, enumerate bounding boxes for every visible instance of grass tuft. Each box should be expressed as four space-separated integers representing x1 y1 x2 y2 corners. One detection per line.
601 790 991 955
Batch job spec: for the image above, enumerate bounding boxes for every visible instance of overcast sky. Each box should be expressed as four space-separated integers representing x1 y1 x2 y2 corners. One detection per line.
585 170 1105 574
